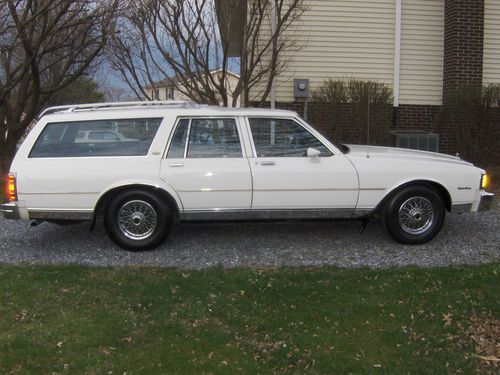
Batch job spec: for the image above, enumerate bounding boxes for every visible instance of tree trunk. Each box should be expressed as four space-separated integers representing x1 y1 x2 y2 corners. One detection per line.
0 136 19 197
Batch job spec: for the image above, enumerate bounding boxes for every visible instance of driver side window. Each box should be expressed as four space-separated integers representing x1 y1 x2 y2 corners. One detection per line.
248 118 333 157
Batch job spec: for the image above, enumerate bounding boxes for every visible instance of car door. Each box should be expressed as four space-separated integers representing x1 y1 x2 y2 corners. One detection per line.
246 117 359 213
160 117 252 211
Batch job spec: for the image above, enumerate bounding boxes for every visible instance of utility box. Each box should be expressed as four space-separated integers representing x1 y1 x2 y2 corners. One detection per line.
391 130 439 152
293 79 310 98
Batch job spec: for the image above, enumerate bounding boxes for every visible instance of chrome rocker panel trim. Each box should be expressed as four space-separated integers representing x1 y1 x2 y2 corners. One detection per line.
450 203 473 214
28 209 93 221
180 208 372 222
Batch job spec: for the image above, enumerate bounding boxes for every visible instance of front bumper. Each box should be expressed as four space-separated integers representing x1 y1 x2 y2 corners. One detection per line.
1 202 21 220
478 192 495 212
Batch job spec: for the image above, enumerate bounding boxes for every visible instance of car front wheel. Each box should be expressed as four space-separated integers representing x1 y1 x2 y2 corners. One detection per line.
104 190 172 251
382 185 446 244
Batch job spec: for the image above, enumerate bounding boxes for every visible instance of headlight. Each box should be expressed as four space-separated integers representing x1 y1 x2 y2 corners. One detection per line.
480 174 488 189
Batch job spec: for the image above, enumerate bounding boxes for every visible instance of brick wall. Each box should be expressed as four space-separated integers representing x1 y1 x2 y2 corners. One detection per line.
394 105 441 132
443 0 485 100
440 0 485 154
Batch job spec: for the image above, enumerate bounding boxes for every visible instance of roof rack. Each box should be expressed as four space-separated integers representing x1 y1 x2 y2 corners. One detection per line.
38 100 201 118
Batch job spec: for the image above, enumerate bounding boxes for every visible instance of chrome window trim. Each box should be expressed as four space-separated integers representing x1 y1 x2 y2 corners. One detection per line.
183 118 192 158
163 117 189 159
235 116 253 158
243 116 257 158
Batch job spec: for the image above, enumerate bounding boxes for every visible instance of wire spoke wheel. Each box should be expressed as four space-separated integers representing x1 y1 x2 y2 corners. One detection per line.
398 196 434 235
118 200 158 240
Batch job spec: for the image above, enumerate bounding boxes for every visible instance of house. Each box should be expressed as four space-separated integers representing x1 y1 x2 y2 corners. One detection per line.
147 69 240 107
216 0 500 154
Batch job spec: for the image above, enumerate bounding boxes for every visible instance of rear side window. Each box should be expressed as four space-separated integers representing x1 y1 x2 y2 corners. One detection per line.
29 118 162 158
166 118 242 158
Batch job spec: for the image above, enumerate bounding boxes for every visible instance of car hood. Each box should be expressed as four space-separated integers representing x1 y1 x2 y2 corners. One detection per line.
344 144 473 166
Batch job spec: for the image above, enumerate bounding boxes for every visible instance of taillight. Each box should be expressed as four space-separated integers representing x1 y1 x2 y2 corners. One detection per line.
6 173 17 202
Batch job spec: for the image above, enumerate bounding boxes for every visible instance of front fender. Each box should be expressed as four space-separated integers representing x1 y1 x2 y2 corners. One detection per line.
376 177 452 212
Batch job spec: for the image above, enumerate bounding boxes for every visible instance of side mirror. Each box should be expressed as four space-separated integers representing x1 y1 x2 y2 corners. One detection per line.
307 147 321 158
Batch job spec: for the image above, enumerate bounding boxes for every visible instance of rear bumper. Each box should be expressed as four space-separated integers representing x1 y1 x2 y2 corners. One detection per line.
1 202 21 220
1 201 92 221
478 192 495 212
1 201 30 220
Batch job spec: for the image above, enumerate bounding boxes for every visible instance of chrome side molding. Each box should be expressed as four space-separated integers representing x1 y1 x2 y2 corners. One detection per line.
28 209 93 221
181 208 372 221
450 203 473 214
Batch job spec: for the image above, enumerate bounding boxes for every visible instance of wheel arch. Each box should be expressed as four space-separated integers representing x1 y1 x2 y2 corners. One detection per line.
375 179 452 213
94 183 181 219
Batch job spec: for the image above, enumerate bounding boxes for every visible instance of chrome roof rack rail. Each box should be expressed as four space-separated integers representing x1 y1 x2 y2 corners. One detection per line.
38 100 200 118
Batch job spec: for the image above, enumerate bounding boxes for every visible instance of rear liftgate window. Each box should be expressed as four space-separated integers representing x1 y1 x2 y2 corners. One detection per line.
29 118 163 158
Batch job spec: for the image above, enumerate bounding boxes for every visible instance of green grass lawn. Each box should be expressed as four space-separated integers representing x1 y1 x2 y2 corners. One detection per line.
0 264 498 374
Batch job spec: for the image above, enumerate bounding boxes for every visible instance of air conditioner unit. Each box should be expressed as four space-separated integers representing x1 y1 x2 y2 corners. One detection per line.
390 130 439 152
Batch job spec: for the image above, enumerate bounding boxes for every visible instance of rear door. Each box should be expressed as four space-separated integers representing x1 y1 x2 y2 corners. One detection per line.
246 117 359 212
160 117 252 211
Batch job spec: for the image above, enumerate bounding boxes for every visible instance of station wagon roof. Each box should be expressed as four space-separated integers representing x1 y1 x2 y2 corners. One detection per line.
39 101 298 120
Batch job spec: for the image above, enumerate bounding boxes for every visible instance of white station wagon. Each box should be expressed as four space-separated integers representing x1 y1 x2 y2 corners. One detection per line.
2 101 494 251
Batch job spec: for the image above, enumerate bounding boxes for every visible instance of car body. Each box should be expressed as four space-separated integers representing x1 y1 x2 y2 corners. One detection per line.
1 101 494 250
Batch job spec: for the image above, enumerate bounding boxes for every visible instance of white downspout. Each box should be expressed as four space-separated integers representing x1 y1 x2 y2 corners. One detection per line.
393 0 402 107
270 0 277 109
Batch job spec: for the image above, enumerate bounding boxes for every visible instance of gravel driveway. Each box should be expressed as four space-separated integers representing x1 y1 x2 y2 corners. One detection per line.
0 206 499 269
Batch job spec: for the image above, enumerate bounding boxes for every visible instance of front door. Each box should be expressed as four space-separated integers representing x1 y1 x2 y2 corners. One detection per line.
246 118 359 212
160 117 252 211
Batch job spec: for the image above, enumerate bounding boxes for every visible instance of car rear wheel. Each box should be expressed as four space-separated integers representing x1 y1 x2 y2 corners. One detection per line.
104 190 172 251
381 185 446 244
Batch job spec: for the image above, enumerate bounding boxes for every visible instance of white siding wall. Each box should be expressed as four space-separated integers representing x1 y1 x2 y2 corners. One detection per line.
251 0 396 102
399 0 444 105
483 0 500 85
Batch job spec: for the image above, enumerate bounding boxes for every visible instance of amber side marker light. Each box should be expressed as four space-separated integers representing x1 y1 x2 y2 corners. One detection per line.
6 173 17 202
480 174 488 190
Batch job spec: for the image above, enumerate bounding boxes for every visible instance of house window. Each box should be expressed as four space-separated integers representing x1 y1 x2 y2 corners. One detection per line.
167 87 175 100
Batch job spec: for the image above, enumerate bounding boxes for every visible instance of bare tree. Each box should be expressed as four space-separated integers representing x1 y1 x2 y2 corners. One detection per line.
0 0 118 178
103 86 130 102
108 0 306 107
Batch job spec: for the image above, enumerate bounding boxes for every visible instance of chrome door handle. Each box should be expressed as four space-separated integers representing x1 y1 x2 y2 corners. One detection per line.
260 161 276 166
169 163 184 167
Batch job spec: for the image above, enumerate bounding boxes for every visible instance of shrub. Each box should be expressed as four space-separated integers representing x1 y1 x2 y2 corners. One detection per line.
309 79 393 145
442 84 500 165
